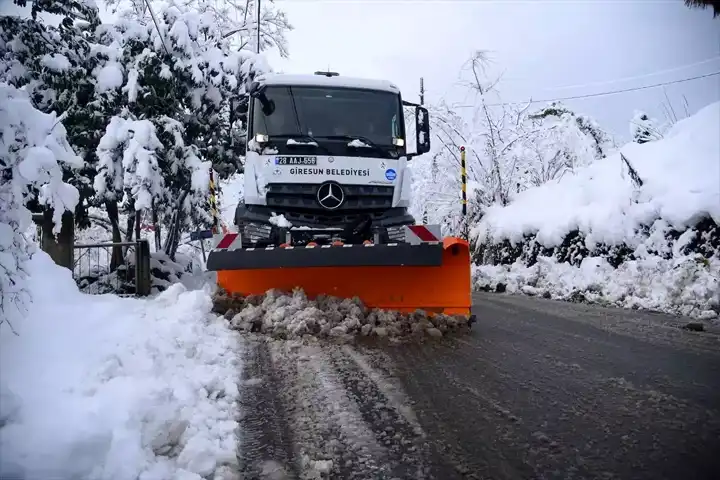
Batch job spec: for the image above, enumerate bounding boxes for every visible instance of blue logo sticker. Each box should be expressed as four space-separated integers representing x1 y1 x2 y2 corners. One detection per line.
385 168 397 181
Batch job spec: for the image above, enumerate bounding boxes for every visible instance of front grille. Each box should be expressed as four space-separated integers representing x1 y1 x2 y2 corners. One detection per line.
242 223 272 243
266 183 394 212
280 209 391 227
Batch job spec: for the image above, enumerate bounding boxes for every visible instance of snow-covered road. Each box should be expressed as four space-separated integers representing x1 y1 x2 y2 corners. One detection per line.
236 292 720 480
237 338 434 479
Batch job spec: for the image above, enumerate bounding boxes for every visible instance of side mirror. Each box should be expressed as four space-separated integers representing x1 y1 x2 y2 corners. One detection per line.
249 83 274 116
415 106 430 155
229 97 248 127
261 97 275 116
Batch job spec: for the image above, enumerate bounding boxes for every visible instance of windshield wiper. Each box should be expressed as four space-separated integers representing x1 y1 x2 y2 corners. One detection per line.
316 135 392 156
272 133 333 155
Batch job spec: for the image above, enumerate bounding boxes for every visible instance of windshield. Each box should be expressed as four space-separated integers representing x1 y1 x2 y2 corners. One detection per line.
251 85 403 149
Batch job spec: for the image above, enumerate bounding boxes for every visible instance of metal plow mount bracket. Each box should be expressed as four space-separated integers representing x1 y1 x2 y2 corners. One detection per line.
206 242 444 270
206 224 446 270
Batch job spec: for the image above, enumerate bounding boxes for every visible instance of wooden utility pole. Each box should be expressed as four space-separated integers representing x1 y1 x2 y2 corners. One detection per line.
419 77 425 105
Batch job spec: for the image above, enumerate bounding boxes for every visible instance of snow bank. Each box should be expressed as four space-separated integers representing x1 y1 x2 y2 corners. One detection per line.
472 101 720 319
0 252 241 480
473 254 720 320
212 288 474 342
474 101 720 248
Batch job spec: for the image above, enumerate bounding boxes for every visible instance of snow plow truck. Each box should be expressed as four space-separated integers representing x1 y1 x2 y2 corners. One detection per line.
206 71 472 317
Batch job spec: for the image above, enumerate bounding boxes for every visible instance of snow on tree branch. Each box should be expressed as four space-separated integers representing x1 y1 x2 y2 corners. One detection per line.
95 115 165 211
0 82 80 327
104 0 293 57
14 0 101 27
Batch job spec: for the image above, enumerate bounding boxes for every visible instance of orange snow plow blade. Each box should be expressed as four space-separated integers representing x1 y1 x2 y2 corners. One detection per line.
210 237 471 315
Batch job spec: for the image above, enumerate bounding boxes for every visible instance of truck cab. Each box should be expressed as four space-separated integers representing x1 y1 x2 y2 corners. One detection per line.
237 71 431 246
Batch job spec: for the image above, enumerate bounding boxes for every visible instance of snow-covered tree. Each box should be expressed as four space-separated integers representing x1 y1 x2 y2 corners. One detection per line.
3 0 274 261
1 0 102 230
0 83 81 329
95 116 165 213
411 52 617 243
505 102 616 191
411 52 535 236
104 0 293 57
87 1 270 258
683 0 720 17
630 110 661 144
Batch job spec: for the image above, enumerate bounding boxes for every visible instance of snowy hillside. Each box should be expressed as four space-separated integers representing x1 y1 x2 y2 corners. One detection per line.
473 101 720 319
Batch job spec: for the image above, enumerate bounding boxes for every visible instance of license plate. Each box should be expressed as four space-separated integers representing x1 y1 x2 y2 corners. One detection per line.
275 156 317 165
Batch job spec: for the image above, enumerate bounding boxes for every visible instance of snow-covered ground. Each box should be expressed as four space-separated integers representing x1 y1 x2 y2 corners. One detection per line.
0 252 241 480
0 174 248 480
473 101 720 320
1 229 469 479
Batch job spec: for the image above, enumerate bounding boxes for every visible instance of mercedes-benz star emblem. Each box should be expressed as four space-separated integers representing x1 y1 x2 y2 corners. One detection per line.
317 182 344 210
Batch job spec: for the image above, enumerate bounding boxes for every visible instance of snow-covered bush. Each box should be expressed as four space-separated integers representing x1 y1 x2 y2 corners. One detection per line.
630 110 662 144
511 102 616 191
0 82 81 328
473 101 720 318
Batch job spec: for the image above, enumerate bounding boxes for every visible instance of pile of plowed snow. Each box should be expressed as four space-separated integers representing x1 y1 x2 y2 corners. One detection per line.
212 288 474 342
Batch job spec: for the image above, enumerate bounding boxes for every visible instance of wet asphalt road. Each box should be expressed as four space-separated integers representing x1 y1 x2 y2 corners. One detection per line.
237 293 720 480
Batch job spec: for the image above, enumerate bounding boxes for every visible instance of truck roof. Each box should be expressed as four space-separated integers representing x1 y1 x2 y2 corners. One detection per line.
258 73 401 94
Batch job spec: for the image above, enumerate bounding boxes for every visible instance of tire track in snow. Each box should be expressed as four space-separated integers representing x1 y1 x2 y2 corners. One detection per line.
269 341 390 479
237 338 299 479
266 340 359 479
325 345 432 479
341 345 423 430
238 339 439 479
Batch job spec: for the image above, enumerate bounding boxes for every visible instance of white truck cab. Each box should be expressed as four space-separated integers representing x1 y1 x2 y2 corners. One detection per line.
237 71 431 247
